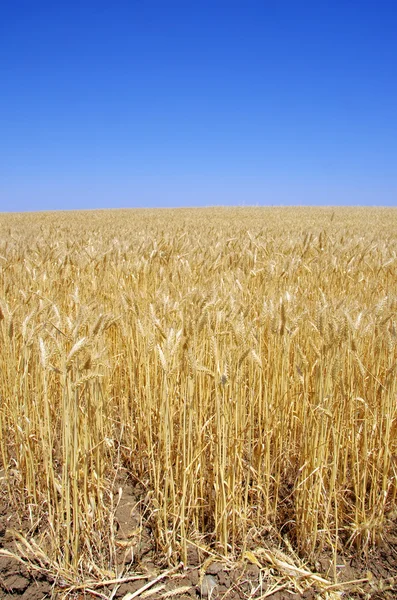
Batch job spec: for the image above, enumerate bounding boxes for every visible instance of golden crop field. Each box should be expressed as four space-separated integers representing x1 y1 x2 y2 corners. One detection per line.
0 207 397 598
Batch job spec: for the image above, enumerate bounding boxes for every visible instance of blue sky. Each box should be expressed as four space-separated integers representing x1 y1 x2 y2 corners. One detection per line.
1 1 396 211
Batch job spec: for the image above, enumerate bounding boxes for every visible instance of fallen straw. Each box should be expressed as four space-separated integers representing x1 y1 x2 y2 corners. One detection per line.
118 563 183 600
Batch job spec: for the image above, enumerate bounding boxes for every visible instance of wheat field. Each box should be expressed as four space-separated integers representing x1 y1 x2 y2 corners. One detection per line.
0 207 396 592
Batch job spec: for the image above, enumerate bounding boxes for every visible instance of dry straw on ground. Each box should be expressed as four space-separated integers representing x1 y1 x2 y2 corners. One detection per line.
0 207 396 596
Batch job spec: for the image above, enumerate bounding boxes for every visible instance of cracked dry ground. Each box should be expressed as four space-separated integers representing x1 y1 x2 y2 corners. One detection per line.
1 483 397 600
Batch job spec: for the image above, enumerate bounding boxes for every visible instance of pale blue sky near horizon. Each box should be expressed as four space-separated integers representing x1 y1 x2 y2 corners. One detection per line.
1 1 396 212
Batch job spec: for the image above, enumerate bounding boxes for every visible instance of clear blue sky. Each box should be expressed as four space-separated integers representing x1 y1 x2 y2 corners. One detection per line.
1 1 396 211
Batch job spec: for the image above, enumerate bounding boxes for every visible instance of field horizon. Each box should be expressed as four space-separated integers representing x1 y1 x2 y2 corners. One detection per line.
2 204 397 216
